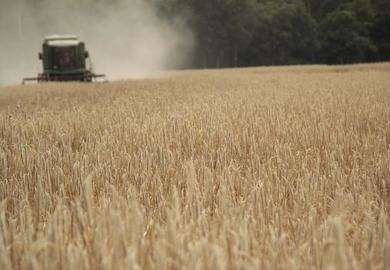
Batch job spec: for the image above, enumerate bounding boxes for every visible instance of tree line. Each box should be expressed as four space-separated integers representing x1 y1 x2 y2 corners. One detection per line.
155 0 390 68
27 0 390 69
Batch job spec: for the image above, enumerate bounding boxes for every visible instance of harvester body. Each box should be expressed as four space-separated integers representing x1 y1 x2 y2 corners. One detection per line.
23 35 105 84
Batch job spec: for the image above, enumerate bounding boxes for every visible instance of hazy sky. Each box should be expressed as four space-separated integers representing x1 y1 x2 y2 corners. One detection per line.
0 0 193 85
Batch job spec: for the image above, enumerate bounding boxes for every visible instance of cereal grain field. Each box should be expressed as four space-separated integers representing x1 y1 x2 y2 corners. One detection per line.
0 63 390 269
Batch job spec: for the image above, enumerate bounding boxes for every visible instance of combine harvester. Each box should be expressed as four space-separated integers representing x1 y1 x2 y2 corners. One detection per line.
23 35 106 84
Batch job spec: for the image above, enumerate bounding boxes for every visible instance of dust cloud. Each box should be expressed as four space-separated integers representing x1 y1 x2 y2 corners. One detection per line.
0 0 194 86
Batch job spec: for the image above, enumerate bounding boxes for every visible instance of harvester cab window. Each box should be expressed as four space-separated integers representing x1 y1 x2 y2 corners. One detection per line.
52 46 77 70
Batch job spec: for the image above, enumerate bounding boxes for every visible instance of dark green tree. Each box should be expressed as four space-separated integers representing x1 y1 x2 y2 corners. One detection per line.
255 0 318 65
319 8 375 64
371 0 390 60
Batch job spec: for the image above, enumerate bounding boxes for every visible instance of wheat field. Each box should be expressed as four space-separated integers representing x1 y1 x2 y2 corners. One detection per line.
0 63 389 269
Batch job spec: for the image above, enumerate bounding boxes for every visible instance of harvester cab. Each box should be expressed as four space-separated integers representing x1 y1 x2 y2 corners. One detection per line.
23 35 106 84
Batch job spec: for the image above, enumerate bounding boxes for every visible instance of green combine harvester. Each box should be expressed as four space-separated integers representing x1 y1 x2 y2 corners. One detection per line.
23 35 105 84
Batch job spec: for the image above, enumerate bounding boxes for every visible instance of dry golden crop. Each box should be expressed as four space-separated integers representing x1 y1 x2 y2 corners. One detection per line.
0 63 389 269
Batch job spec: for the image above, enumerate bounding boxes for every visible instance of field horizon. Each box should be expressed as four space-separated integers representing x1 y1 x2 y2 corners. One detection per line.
1 63 389 269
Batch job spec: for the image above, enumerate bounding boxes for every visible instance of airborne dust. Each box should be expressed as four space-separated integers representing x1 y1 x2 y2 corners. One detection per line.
0 0 194 85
